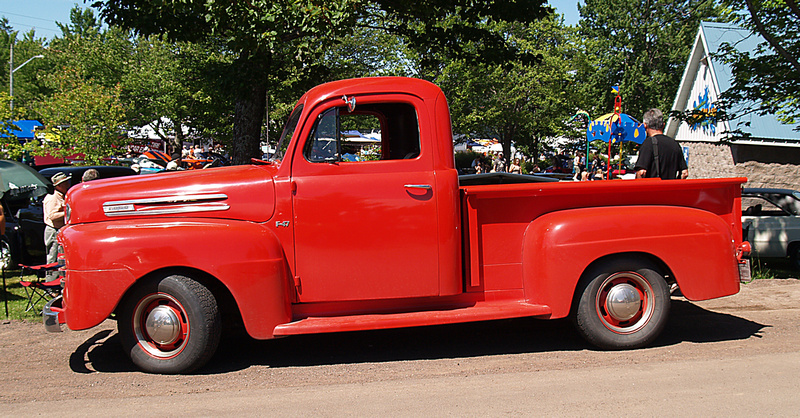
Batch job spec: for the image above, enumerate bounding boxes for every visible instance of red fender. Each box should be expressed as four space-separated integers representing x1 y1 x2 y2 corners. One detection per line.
60 219 291 339
522 206 740 318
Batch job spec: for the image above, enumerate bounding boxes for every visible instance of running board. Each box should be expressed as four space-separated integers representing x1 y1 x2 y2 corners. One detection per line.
273 302 551 336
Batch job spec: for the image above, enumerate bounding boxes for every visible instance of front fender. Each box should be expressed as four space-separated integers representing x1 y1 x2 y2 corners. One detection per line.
61 219 291 338
522 206 739 318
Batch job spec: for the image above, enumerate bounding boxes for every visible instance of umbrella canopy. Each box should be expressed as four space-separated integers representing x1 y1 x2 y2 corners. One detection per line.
586 113 646 145
0 160 51 199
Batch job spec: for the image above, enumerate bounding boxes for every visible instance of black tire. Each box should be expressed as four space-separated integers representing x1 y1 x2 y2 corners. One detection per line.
790 244 800 271
118 274 221 374
574 258 670 350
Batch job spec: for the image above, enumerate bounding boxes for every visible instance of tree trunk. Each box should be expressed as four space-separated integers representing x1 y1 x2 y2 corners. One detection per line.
172 120 184 155
231 82 267 165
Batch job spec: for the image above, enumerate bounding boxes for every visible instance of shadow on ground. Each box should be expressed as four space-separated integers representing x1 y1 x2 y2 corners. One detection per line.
73 298 765 374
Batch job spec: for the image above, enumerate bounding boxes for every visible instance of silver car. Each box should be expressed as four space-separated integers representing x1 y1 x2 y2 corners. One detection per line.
742 188 800 269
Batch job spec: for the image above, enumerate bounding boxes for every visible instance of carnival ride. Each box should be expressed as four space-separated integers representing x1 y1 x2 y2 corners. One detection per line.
580 86 646 179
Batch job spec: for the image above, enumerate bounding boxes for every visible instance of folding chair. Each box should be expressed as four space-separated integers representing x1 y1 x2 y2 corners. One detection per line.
19 262 63 313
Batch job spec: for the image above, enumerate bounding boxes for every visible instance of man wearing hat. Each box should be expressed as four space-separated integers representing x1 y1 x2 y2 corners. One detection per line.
43 172 71 267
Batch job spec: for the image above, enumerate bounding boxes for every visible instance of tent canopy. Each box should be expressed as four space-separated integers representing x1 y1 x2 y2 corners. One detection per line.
1 120 43 139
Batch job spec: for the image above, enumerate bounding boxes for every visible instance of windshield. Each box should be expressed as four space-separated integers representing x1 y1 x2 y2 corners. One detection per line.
269 104 304 162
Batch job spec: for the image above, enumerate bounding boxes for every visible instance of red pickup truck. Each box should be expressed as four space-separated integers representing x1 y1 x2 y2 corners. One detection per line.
45 77 751 374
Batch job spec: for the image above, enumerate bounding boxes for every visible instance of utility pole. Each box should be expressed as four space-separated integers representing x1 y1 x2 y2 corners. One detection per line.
9 41 45 116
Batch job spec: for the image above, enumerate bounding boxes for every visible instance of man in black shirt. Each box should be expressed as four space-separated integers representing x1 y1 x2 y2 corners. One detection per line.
635 108 689 180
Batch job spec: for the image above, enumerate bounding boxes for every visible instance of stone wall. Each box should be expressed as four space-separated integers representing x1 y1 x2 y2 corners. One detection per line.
683 142 737 180
682 141 800 190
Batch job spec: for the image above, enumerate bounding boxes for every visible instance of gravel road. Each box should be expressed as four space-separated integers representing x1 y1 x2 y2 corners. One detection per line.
2 279 799 415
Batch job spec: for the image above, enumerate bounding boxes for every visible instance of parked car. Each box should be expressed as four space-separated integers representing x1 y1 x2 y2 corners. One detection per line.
39 165 138 188
2 166 138 267
742 188 800 269
3 194 46 267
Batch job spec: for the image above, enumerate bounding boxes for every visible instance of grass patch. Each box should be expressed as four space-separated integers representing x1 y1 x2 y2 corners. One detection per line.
749 257 798 282
0 268 58 321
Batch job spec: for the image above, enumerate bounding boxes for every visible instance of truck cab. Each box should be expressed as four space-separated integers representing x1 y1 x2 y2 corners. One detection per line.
275 80 462 302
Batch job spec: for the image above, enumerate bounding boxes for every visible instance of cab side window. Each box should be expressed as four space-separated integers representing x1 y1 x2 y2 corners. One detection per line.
303 102 420 163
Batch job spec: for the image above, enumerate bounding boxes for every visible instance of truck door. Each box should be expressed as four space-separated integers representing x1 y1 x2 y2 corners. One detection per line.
290 97 440 302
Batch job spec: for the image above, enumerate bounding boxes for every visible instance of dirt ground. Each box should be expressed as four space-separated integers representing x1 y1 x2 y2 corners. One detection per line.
2 278 799 415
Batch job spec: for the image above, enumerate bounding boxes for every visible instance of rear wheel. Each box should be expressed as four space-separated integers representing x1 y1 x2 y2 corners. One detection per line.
574 258 670 350
789 243 800 271
118 274 221 374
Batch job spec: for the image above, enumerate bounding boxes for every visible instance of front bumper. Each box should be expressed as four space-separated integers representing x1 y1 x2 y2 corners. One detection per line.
43 295 64 333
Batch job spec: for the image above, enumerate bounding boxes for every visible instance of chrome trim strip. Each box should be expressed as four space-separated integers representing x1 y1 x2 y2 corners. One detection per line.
104 193 228 207
103 193 230 217
104 203 230 217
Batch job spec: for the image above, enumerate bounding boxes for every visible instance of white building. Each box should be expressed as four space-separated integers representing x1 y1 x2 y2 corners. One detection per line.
666 22 800 189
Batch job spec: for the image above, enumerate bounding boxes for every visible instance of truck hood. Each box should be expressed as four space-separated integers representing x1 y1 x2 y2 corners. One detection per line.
65 165 276 225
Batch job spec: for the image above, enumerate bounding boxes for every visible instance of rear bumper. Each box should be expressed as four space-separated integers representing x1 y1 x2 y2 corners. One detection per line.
43 295 64 333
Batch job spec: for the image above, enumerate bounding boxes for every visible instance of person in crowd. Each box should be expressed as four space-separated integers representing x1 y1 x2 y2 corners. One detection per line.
471 155 482 173
509 158 522 174
81 168 99 182
635 108 689 180
195 145 206 159
573 151 585 181
590 153 606 180
166 152 184 170
43 172 70 269
492 153 507 173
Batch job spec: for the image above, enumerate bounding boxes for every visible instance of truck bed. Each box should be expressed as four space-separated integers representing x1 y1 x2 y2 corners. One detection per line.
460 177 746 305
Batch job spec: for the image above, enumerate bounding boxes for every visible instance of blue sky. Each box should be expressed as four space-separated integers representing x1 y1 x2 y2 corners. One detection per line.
1 0 582 40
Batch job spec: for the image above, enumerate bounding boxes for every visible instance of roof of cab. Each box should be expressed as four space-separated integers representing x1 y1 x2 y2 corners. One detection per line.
297 77 443 107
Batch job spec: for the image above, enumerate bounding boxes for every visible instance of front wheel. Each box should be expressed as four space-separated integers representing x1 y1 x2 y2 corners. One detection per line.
118 274 221 374
574 258 670 350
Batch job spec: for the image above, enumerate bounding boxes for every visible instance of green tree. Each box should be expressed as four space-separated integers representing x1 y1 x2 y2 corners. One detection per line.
48 9 131 91
437 16 580 162
26 7 132 163
121 35 233 152
36 69 127 165
92 0 364 164
92 0 552 164
0 92 38 160
0 22 48 120
577 0 720 119
717 0 800 125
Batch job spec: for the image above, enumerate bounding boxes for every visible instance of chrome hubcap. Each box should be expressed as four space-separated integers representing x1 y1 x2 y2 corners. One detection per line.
145 305 181 345
595 271 655 334
605 283 641 321
132 293 189 358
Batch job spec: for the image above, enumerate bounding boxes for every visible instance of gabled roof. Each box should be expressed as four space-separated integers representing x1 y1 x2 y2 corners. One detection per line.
666 21 800 147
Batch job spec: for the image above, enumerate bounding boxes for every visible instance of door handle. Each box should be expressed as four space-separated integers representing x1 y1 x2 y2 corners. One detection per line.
404 184 432 190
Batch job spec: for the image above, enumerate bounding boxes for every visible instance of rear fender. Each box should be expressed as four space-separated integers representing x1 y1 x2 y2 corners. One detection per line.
61 219 291 338
522 206 739 318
